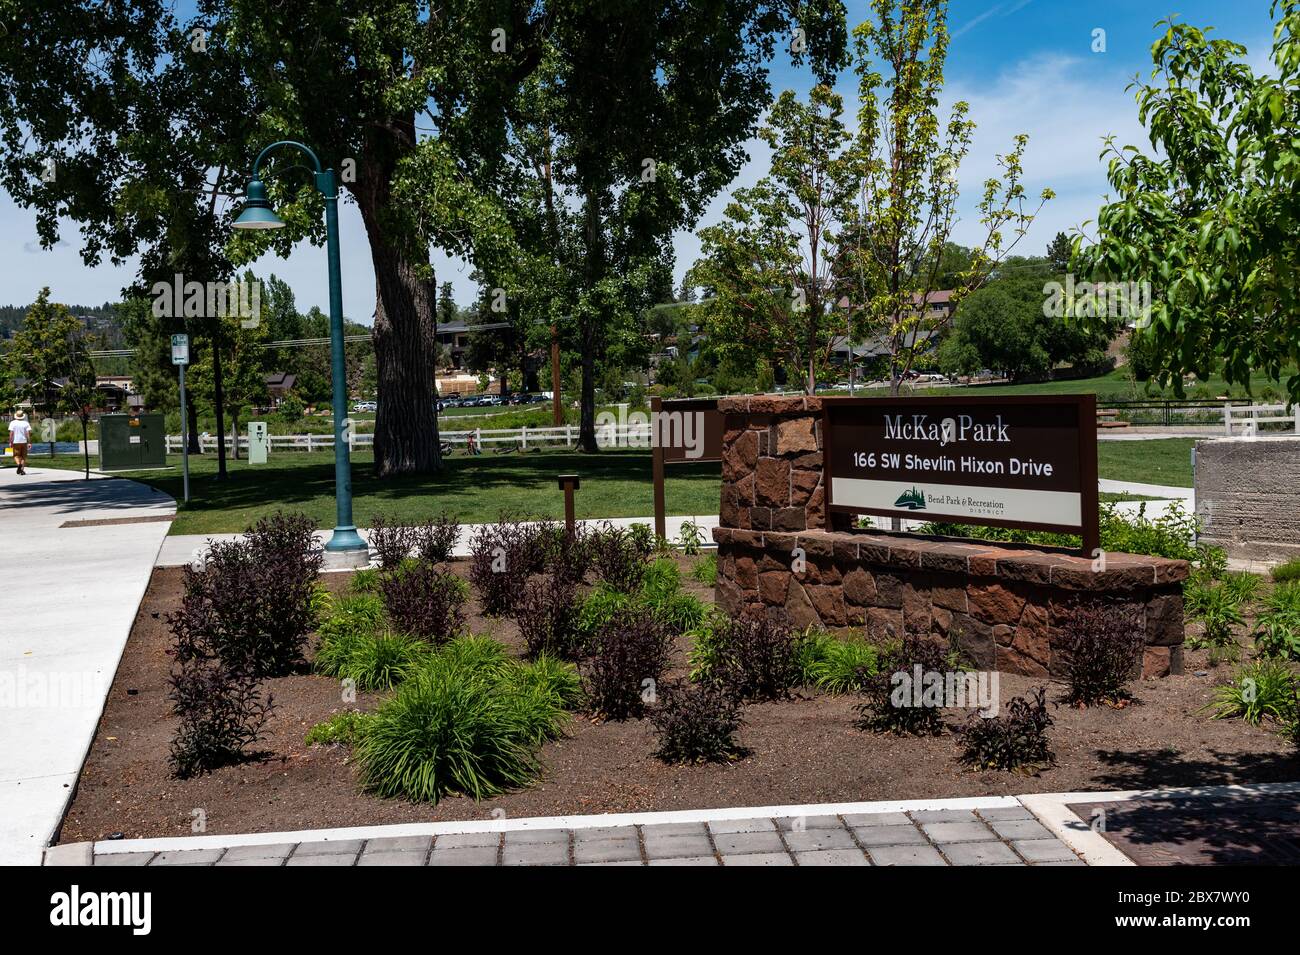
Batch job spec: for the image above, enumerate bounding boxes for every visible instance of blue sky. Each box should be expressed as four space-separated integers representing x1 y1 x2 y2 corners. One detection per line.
0 1 1278 322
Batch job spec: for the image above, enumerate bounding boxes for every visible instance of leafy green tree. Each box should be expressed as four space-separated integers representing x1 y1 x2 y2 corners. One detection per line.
938 276 1110 382
498 2 849 448
690 84 857 394
62 333 105 479
836 0 1051 394
187 293 270 460
1046 232 1072 274
1071 4 1300 400
5 289 82 447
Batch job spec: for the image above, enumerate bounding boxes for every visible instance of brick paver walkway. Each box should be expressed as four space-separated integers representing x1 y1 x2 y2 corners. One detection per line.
89 806 1083 867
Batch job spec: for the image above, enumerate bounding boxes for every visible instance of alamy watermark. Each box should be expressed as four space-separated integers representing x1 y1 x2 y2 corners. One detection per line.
0 666 106 709
890 665 1000 717
1043 274 1151 326
151 273 262 328
595 406 706 459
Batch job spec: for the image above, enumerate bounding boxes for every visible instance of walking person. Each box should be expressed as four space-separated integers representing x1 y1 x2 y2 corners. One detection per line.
8 410 32 475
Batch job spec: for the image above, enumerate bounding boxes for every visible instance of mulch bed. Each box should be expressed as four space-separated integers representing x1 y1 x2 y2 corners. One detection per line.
57 559 1300 844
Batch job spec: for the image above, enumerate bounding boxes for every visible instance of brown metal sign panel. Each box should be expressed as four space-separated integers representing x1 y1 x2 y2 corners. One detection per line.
823 394 1099 553
657 397 724 464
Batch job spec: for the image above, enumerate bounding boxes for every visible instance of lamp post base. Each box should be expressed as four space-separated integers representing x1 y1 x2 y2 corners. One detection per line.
323 526 369 570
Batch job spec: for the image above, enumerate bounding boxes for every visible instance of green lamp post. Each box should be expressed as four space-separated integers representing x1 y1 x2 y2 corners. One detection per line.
233 141 368 563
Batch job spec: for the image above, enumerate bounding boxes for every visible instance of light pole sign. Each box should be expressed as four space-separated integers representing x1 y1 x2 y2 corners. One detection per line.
171 334 190 365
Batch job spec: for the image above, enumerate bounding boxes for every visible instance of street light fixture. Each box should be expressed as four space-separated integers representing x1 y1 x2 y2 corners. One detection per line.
233 140 368 565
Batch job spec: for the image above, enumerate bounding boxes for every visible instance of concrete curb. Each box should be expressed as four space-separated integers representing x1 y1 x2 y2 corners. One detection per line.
43 842 93 866
92 795 1022 856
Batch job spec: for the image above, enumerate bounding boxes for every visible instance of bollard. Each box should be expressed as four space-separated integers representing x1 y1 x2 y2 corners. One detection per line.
557 474 580 538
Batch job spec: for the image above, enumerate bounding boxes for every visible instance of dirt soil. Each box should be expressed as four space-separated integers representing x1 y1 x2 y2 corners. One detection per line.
58 559 1300 843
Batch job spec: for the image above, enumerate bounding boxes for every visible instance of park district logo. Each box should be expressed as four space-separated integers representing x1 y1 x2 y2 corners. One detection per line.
894 486 927 510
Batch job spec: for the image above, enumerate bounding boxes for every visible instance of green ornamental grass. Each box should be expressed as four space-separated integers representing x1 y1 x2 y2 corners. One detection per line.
353 638 576 803
1205 660 1299 725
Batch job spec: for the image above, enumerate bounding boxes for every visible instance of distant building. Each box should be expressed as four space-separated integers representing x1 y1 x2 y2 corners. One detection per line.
264 371 298 406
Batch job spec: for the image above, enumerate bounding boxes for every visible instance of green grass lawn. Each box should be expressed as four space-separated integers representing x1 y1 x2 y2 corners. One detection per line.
1097 438 1194 487
904 367 1295 401
17 436 1194 533
18 448 723 536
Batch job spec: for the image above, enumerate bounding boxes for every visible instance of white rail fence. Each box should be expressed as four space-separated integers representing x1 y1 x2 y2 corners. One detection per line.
165 424 656 454
1223 403 1300 436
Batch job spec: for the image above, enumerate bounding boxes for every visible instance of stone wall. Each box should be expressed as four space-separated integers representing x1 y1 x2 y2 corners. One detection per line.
713 395 1190 678
1195 436 1300 562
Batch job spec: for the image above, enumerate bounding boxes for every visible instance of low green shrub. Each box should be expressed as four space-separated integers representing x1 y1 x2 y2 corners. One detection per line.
918 500 1199 561
317 593 385 643
578 563 706 640
1055 601 1144 707
506 653 584 711
380 562 468 644
676 520 704 556
697 614 803 702
577 584 636 641
1186 576 1247 660
350 567 382 593
855 636 949 736
345 632 431 690
1221 571 1262 605
957 688 1055 773
797 630 880 694
582 609 672 720
691 553 718 586
305 710 374 746
649 681 746 764
1205 660 1299 725
515 574 584 660
1254 583 1300 660
353 639 572 803
1194 544 1229 581
1271 557 1300 585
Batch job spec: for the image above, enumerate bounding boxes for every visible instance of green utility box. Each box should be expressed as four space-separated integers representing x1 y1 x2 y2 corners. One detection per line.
99 413 167 471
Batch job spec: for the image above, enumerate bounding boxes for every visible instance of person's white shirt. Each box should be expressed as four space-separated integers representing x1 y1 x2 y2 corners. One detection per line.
8 418 31 444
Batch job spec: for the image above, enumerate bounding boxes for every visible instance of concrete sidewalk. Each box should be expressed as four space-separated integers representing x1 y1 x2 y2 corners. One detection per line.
0 464 174 865
155 514 722 568
52 795 1086 867
50 781 1300 867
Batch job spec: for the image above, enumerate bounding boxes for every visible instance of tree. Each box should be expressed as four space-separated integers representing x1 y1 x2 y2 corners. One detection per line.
500 2 850 449
61 332 105 479
690 84 857 394
1046 231 1072 274
5 289 82 451
836 0 1051 394
187 307 269 460
2 2 545 477
1071 4 1300 400
937 276 1111 382
0 2 271 478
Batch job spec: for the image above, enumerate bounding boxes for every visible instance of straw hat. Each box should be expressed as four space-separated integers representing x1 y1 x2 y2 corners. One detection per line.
12 410 24 420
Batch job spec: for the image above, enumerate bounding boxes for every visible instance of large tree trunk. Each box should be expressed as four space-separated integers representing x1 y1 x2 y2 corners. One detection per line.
355 173 441 477
577 188 604 453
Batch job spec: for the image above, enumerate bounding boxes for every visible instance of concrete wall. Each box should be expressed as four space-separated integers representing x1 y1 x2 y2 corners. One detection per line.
1195 436 1300 561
